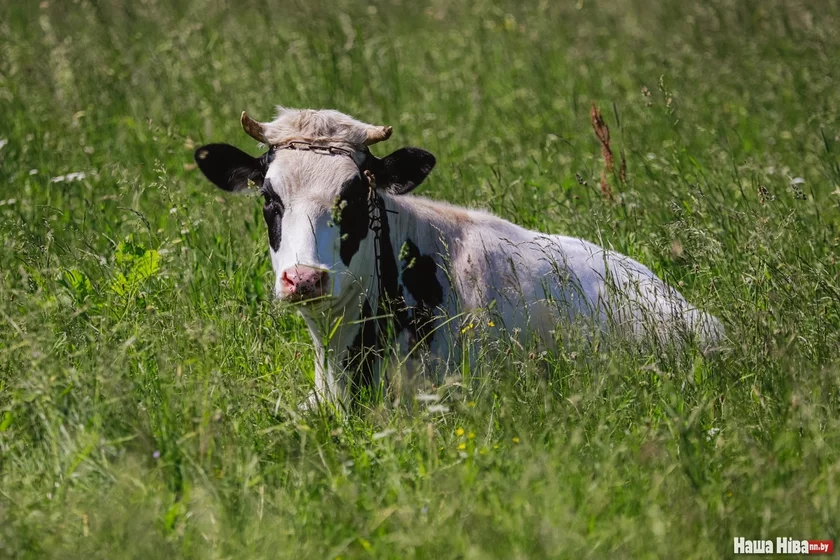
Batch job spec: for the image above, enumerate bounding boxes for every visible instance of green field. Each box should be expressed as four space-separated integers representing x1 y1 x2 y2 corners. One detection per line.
1 0 839 557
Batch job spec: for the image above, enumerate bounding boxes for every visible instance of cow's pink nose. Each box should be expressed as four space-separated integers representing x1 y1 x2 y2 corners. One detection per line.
281 267 329 300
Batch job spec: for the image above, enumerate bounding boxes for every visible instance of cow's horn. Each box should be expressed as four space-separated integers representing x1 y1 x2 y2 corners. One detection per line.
365 125 393 145
241 111 268 144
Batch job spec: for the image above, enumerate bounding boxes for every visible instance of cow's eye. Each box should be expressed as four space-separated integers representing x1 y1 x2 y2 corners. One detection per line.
260 178 280 207
261 188 284 212
263 197 283 216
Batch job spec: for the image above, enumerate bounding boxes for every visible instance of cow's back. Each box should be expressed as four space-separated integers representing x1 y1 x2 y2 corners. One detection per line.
446 214 723 349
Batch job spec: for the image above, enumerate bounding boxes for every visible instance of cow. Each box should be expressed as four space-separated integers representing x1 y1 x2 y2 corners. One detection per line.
194 107 723 408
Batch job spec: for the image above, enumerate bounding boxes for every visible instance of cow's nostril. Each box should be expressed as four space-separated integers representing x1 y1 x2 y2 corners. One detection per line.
281 270 295 289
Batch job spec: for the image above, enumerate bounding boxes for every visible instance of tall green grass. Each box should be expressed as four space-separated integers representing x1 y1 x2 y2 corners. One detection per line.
1 0 839 557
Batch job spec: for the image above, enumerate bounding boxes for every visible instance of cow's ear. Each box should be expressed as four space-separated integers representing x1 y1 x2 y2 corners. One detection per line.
370 147 436 195
194 143 269 192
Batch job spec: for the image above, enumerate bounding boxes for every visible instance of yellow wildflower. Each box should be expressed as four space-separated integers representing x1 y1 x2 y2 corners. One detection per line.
458 442 466 450
455 427 465 436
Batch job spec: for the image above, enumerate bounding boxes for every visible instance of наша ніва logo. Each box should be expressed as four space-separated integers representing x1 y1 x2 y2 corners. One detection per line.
733 537 833 555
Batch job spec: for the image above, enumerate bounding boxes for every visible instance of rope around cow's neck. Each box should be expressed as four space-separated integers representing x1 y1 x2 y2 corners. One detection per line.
365 170 386 306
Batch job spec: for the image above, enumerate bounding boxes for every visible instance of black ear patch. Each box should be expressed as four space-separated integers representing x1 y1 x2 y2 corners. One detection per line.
194 143 271 192
369 147 436 195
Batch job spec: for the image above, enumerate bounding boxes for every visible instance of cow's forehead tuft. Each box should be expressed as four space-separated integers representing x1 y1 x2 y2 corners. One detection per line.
262 107 381 148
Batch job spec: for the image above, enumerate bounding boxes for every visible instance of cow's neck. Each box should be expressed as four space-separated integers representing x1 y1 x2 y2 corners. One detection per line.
369 190 451 328
305 190 455 407
367 190 453 360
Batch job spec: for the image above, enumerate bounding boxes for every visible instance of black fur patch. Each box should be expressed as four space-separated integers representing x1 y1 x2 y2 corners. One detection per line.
399 239 443 347
261 178 284 251
334 174 370 266
374 195 402 311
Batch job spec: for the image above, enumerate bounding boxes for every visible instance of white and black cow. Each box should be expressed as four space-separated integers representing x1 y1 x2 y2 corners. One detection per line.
194 107 723 407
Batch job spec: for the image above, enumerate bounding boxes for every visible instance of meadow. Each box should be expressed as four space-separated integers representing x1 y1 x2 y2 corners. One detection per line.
1 0 839 557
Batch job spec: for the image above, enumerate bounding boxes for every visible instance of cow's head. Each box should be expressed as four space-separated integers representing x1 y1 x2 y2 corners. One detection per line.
194 107 435 308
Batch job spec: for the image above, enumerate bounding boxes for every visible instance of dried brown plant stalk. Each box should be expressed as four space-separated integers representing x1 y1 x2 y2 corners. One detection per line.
590 102 617 200
590 103 614 172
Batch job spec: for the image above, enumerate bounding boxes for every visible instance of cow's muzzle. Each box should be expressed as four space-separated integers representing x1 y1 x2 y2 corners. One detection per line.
280 266 330 302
